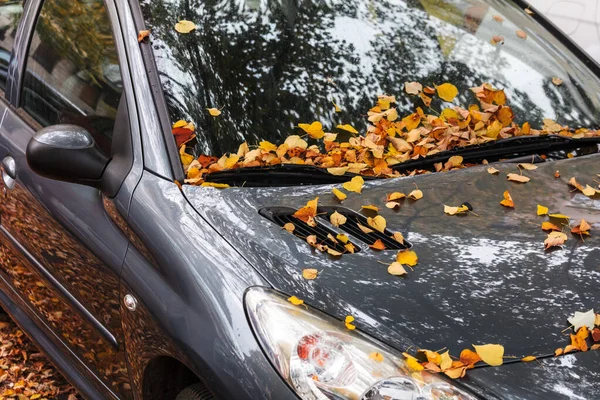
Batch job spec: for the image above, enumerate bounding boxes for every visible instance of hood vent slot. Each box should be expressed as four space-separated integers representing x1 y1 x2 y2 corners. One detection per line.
318 207 410 250
259 207 361 254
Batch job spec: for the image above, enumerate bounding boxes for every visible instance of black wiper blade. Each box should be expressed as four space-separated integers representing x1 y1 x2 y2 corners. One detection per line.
204 164 379 187
391 135 600 172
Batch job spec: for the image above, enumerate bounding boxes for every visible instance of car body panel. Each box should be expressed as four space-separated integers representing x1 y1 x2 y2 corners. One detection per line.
184 154 599 366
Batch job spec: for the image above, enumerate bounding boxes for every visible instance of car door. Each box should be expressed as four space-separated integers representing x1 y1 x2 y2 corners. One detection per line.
0 0 132 398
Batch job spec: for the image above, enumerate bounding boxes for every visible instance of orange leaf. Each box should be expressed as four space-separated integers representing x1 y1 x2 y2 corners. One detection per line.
369 239 386 250
500 191 514 208
293 197 319 227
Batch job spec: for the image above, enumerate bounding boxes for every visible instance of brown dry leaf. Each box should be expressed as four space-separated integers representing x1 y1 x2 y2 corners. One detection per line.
492 15 505 22
408 189 423 200
357 223 374 234
516 30 527 39
367 215 387 233
500 191 514 208
541 222 561 231
571 219 591 236
473 344 504 366
544 231 568 250
507 173 530 183
404 81 423 95
283 223 295 233
487 167 500 175
302 269 318 280
369 239 386 250
552 77 563 86
388 262 407 276
330 211 347 227
175 20 197 33
332 188 347 201
138 30 150 42
343 176 364 193
293 197 319 227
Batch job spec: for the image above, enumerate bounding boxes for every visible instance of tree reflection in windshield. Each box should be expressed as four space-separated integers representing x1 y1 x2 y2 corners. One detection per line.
141 0 600 157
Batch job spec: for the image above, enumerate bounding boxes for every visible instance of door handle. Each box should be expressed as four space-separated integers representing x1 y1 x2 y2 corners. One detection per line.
1 156 16 191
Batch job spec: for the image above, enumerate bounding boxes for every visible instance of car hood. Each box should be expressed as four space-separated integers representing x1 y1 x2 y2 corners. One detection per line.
183 155 600 359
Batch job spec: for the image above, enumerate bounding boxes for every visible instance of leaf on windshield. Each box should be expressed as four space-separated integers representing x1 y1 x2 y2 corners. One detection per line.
298 121 325 139
332 101 341 112
507 173 530 183
404 82 422 95
500 191 514 208
293 197 319 227
473 344 504 366
343 176 364 193
175 20 197 33
179 145 194 167
369 239 386 251
436 83 459 102
544 231 567 250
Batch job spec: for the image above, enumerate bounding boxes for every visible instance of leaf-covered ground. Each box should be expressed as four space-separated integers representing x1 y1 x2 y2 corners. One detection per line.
0 312 78 399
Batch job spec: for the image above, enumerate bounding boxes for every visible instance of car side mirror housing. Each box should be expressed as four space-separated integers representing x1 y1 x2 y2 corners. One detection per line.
26 125 110 189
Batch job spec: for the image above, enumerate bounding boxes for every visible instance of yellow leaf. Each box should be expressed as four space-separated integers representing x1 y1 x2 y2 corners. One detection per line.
284 135 308 149
386 108 398 121
200 182 230 188
405 356 424 371
582 185 597 197
537 205 548 216
332 188 347 201
259 141 277 152
436 83 459 102
173 119 187 128
283 223 295 233
224 155 239 169
487 167 500 175
367 215 387 233
408 189 423 200
332 101 341 112
345 322 356 330
327 167 349 176
207 107 221 116
302 269 318 280
548 213 570 220
391 232 404 244
397 250 418 266
446 155 463 167
288 296 304 306
357 223 374 234
369 352 384 362
402 113 421 131
552 77 563 86
345 315 356 330
518 163 538 170
444 366 467 379
175 20 197 33
343 176 364 193
544 231 568 250
444 204 469 215
473 344 504 366
330 211 347 227
440 351 452 371
388 262 407 276
179 145 194 166
336 124 358 134
298 121 325 139
507 173 530 183
361 204 380 212
336 233 349 243
521 356 537 362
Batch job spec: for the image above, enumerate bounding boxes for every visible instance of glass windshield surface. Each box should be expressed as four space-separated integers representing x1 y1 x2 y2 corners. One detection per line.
142 0 600 158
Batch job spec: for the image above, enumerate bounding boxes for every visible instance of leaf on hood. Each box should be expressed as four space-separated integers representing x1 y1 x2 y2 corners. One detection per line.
200 182 230 188
327 167 349 176
345 315 356 330
541 221 561 231
473 344 504 366
436 83 459 102
568 309 596 331
521 356 537 362
537 205 549 216
408 189 423 200
571 219 591 236
391 232 405 244
369 352 384 362
500 191 514 208
459 349 481 366
568 177 584 191
552 77 563 86
507 173 530 183
570 326 590 352
404 81 423 95
283 223 295 233
332 101 341 112
444 204 469 215
397 250 418 266
343 176 364 193
367 215 386 233
516 30 527 39
332 188 347 201
259 140 277 152
405 355 425 371
293 197 319 227
386 192 405 209
492 15 504 22
362 205 380 212
306 235 317 247
582 185 597 197
336 233 349 243
518 163 537 170
336 124 358 134
369 239 386 250
302 269 318 280
175 20 197 33
298 121 325 139
345 243 356 253
440 351 453 371
330 211 347 227
327 248 343 257
544 231 567 250
288 296 304 306
487 167 500 175
388 262 407 276
548 213 570 220
357 223 374 234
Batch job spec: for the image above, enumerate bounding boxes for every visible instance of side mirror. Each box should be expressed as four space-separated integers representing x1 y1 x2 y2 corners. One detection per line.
26 125 110 188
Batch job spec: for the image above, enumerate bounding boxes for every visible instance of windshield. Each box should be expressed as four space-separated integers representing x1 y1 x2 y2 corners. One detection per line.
141 0 600 183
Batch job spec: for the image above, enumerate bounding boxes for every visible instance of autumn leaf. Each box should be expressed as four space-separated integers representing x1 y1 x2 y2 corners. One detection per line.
201 182 230 188
521 356 536 362
337 124 359 134
408 189 423 200
343 176 364 193
283 223 295 233
369 239 386 250
207 107 222 117
459 349 481 366
288 296 304 306
516 30 527 39
568 309 596 331
179 145 194 166
175 20 197 33
445 366 467 379
487 167 500 175
345 315 356 330
444 204 469 215
440 351 452 371
388 262 407 276
541 221 561 231
548 213 570 220
571 219 591 236
404 81 423 95
397 250 418 266
332 101 341 112
302 269 318 280
552 77 563 86
137 30 150 42
473 344 504 366
362 205 380 212
391 232 404 244
493 15 504 22
367 215 387 233
293 197 318 227
537 205 548 216
582 185 597 197
491 35 504 45
298 121 325 139
330 211 347 227
518 163 537 170
436 83 459 102
500 191 514 208
405 355 424 371
507 173 530 183
332 188 347 201
357 223 374 234
369 352 384 362
544 231 567 250
327 167 349 176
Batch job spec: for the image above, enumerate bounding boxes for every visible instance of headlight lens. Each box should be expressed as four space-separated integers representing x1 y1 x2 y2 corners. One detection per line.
245 287 477 400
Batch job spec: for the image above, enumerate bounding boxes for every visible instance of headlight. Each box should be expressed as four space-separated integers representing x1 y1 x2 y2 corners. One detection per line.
245 287 477 400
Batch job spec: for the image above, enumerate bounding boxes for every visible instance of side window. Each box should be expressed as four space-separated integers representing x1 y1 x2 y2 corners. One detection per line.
21 0 122 154
0 1 24 92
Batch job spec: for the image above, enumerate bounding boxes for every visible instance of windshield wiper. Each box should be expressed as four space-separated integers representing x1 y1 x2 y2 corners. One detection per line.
391 135 600 173
204 164 379 187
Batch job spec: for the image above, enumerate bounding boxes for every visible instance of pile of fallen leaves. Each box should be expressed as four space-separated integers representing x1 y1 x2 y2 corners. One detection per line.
175 82 600 186
0 313 78 399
